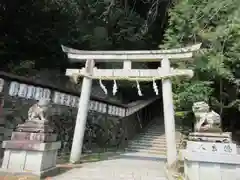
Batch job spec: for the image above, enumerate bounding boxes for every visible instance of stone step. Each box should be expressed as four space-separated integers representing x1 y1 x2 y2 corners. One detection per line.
144 129 182 133
131 138 181 144
141 132 164 136
133 136 181 141
144 126 164 130
139 132 181 137
140 131 165 134
125 123 182 156
126 148 167 155
128 143 167 149
136 135 166 139
128 141 180 147
137 138 165 142
122 152 166 159
140 131 161 134
128 145 167 151
131 137 181 142
128 146 180 151
142 128 164 131
126 149 159 153
138 134 164 137
129 140 165 145
138 135 165 139
128 142 180 149
138 137 181 141
138 134 165 138
133 137 181 143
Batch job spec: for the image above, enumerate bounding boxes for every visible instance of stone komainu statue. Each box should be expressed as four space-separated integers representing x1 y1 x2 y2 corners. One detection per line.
27 99 51 122
16 99 53 133
192 101 221 132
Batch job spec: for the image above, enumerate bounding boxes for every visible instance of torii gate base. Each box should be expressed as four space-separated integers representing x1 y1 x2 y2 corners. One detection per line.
62 44 201 166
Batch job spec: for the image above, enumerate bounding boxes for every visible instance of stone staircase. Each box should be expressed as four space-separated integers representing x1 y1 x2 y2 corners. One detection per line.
126 122 182 156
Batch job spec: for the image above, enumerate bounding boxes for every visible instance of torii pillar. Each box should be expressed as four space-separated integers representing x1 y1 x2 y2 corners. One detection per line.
69 59 94 163
162 57 177 165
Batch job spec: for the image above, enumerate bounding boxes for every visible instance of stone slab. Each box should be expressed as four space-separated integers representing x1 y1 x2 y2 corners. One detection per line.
188 132 232 143
189 132 232 138
11 132 57 142
2 141 61 151
188 136 231 143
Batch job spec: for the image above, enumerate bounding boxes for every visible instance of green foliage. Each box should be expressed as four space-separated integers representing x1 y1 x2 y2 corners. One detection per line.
0 0 168 101
0 0 158 71
173 81 213 111
163 0 240 115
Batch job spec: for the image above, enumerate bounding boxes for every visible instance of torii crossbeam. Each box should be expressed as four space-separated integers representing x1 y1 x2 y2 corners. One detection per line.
62 43 202 166
62 43 201 61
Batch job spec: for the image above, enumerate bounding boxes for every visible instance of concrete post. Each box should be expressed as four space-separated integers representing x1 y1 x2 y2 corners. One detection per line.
69 59 95 163
161 58 177 166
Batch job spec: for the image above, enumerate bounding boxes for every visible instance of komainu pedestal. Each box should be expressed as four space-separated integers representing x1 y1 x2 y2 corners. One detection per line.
1 99 61 177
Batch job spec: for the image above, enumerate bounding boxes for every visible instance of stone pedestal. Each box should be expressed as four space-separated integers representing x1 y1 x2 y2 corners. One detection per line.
183 141 240 180
188 132 232 143
1 131 61 177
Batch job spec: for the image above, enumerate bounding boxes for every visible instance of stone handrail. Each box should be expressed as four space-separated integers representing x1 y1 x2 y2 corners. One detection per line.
125 97 159 117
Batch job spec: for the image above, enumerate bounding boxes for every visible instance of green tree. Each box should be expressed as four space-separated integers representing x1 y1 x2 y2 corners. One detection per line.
0 0 163 70
0 0 170 101
162 0 240 128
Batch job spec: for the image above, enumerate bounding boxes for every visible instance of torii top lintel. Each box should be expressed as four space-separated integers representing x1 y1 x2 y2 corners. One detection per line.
61 43 201 62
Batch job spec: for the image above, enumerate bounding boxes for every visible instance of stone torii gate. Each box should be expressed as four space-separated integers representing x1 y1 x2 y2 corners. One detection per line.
61 43 201 166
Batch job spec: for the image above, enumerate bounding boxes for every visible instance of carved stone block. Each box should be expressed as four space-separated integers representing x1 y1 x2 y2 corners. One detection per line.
186 141 237 154
2 140 60 151
11 132 57 142
183 141 240 180
16 121 54 133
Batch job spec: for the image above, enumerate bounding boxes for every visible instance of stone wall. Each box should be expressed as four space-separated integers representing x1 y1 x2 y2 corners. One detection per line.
0 73 159 157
